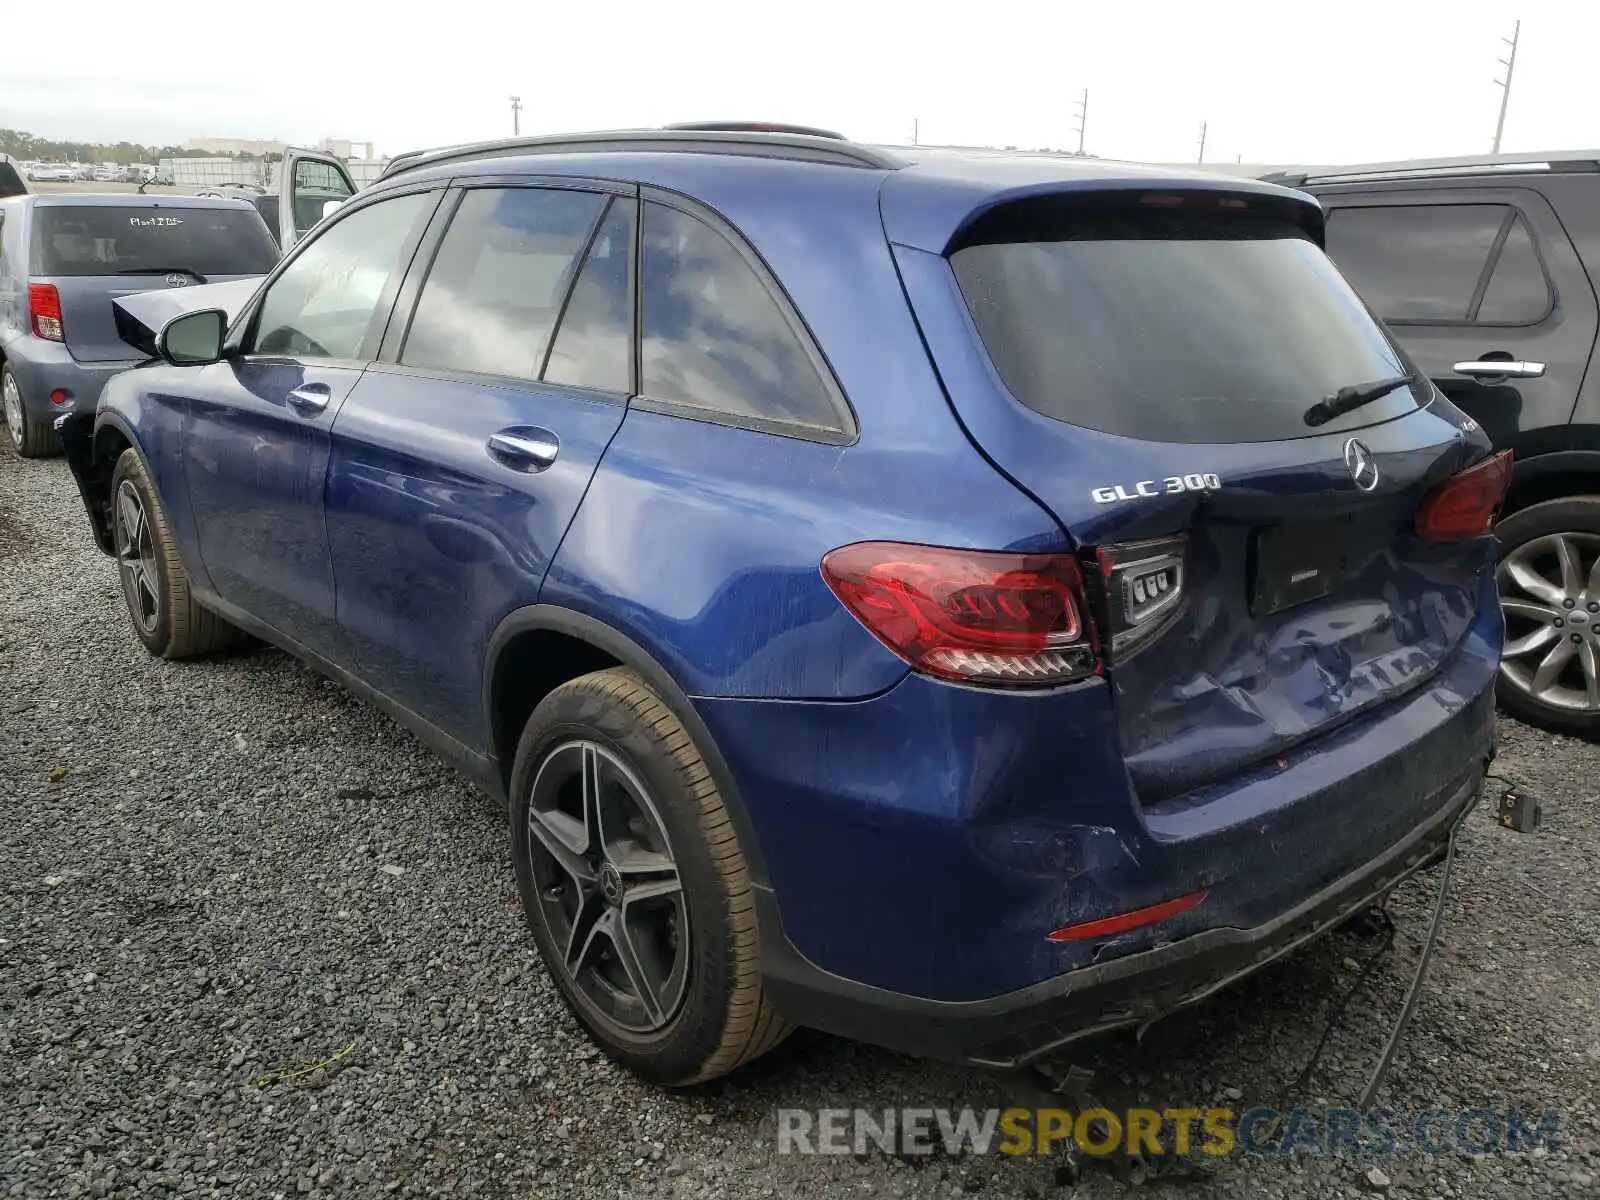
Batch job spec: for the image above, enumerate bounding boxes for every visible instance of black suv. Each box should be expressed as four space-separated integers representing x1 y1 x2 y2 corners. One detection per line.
1265 152 1600 738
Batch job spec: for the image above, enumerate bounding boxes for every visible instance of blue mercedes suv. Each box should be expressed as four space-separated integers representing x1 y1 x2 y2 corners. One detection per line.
58 125 1509 1086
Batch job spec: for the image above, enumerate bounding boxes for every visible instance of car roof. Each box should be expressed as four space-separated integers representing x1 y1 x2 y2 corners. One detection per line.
374 127 1320 254
1261 149 1600 188
17 193 262 211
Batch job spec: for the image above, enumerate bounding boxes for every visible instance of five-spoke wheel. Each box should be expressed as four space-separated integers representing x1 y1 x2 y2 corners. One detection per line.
526 740 690 1035
115 479 161 635
509 668 789 1085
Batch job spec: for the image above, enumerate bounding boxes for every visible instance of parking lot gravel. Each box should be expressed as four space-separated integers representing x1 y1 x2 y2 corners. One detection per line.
4 448 1600 1199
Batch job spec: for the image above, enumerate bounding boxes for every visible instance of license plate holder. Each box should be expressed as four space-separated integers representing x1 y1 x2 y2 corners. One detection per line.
1250 517 1356 617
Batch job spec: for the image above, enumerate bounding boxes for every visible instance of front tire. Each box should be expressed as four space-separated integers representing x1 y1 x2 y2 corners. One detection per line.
1495 496 1600 739
110 448 240 659
509 668 789 1086
2 366 56 458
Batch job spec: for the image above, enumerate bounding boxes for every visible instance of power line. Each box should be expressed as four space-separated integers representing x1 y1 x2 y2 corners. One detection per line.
510 96 523 137
1072 89 1088 156
1492 20 1521 154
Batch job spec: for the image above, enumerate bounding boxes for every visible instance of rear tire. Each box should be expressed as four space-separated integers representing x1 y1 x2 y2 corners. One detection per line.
110 448 241 659
1494 496 1600 739
509 668 790 1086
2 365 57 459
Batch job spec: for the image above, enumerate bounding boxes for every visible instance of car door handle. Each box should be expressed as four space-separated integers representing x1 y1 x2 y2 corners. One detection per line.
487 428 560 472
1452 360 1546 380
285 383 332 414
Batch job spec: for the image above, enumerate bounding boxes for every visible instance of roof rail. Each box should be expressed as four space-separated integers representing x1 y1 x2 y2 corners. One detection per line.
662 121 848 140
1261 149 1600 189
378 128 902 181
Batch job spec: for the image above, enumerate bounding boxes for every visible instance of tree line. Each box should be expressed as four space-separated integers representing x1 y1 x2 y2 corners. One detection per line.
0 128 248 163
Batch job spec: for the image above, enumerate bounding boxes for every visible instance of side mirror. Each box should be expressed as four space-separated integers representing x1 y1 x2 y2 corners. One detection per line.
158 309 227 366
321 199 345 220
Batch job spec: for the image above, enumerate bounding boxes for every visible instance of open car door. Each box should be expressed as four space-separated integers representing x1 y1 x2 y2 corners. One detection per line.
278 148 358 252
0 159 27 198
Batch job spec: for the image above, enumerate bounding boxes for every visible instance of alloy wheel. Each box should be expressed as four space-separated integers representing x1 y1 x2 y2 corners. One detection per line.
3 373 23 448
524 740 689 1036
115 480 160 633
1498 531 1600 714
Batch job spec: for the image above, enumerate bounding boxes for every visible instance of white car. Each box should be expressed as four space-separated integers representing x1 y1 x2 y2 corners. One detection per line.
195 181 267 199
28 163 75 182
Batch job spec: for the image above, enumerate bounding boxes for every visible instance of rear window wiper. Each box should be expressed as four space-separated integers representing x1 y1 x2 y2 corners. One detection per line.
1303 374 1414 428
116 267 210 282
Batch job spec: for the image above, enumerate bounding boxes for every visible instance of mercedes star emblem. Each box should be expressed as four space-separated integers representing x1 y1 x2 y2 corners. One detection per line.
1344 438 1380 492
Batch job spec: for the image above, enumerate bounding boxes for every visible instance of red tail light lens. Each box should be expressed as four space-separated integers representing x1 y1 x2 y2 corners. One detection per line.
1046 889 1209 943
1415 450 1513 542
28 283 64 342
820 542 1099 685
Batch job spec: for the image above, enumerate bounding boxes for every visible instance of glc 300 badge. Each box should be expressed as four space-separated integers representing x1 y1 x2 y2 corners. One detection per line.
1091 473 1221 504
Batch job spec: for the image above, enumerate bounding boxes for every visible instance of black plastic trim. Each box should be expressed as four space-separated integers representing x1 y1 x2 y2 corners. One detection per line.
55 410 113 553
481 604 772 889
1512 448 1600 485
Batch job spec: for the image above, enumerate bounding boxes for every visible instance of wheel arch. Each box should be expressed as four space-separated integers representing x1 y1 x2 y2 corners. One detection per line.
59 410 140 553
1503 449 1600 516
484 604 772 889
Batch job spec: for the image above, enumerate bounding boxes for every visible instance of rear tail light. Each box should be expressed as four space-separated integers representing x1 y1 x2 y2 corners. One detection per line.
1414 450 1513 542
1090 535 1189 663
28 283 64 342
820 542 1100 686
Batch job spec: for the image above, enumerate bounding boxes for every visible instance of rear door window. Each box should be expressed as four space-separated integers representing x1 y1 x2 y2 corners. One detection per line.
31 205 279 277
1475 214 1551 323
949 199 1423 444
543 197 635 393
401 186 605 382
639 200 845 433
1325 204 1510 322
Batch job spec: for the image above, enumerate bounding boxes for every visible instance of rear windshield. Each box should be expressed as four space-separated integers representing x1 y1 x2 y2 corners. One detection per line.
32 205 279 278
950 199 1425 444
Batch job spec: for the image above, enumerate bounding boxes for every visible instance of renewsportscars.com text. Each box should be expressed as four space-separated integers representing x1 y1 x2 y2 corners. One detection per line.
776 1106 1561 1159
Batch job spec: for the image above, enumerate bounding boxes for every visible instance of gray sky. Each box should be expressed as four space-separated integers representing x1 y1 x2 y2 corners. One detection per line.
2 2 1587 165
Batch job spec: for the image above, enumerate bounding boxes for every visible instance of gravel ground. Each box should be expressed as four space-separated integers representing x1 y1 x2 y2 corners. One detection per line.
3 449 1599 1200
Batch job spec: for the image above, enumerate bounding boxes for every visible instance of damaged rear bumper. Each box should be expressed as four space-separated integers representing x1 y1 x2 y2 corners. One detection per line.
758 766 1483 1069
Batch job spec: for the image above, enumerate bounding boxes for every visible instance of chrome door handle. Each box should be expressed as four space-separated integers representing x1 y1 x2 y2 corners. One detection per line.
487 428 560 472
1452 360 1546 380
285 383 332 414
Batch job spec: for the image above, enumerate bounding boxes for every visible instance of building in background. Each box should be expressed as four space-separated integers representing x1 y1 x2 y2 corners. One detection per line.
186 137 288 157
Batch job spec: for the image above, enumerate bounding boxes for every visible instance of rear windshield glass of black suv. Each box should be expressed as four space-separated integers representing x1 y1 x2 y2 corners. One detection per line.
32 205 279 278
949 195 1426 444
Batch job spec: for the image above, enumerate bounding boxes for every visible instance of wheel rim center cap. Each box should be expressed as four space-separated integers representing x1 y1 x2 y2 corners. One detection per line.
1571 611 1589 625
598 862 624 906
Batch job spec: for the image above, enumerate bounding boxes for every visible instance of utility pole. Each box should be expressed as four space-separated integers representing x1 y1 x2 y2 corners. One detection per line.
1072 89 1088 156
510 96 523 137
911 117 919 146
1197 121 1207 164
1492 20 1521 154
